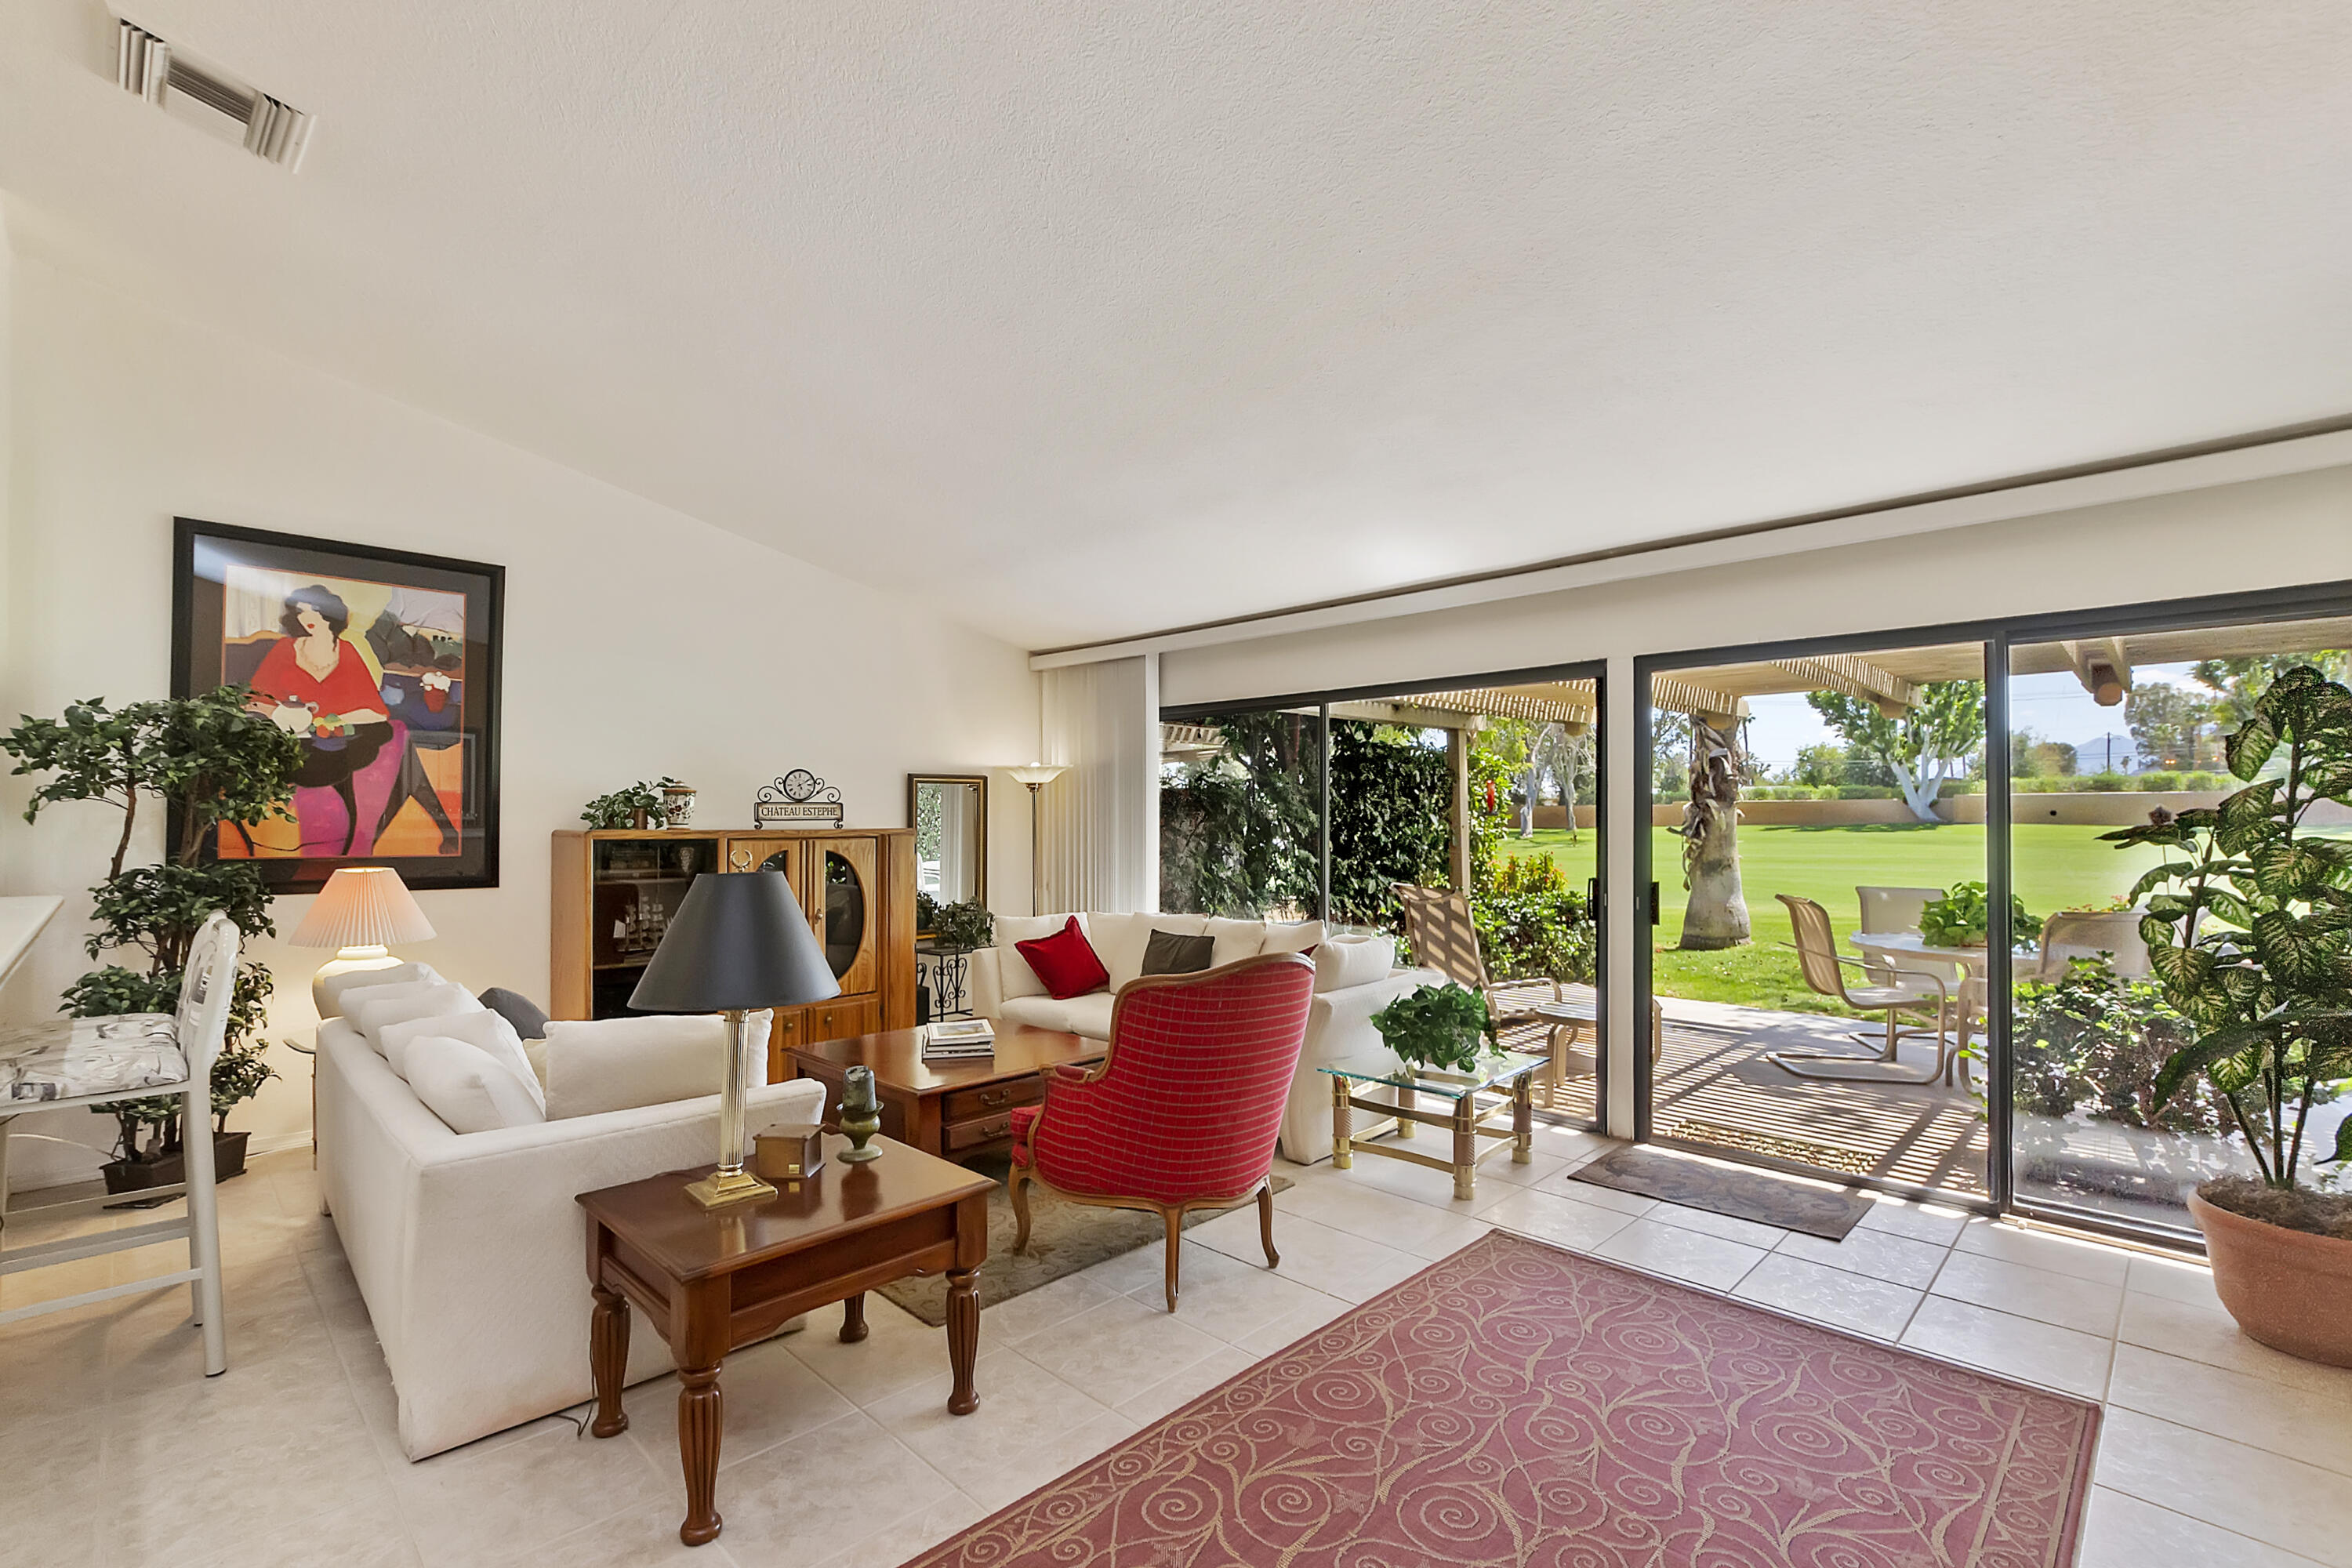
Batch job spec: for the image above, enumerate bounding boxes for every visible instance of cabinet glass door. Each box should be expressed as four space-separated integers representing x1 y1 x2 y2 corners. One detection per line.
588 834 722 1017
810 838 878 995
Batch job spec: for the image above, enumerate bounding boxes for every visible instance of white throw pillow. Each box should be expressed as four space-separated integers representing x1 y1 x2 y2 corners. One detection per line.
1084 913 1151 988
376 1008 543 1112
1262 920 1327 956
541 1011 771 1121
1313 934 1396 993
316 961 441 1018
346 983 484 1050
1204 916 1269 969
405 1033 546 1134
993 913 1092 1001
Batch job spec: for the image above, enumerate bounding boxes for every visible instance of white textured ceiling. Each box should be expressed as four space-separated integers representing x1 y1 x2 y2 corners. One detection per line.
5 3 2350 650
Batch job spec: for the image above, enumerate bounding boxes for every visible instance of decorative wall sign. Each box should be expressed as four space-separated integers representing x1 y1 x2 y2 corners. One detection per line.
171 517 504 891
754 770 844 828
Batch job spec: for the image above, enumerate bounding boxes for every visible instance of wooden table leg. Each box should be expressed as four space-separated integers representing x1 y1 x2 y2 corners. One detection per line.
1330 1076 1352 1169
1512 1075 1534 1164
1452 1095 1477 1201
590 1283 630 1438
945 1268 980 1414
840 1292 868 1343
677 1360 724 1546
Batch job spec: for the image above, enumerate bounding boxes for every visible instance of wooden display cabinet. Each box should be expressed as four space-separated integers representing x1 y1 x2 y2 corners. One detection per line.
550 827 917 1081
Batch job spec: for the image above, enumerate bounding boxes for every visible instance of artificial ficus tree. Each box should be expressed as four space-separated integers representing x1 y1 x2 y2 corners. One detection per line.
2104 663 2352 1202
2 688 303 1163
1806 681 1985 824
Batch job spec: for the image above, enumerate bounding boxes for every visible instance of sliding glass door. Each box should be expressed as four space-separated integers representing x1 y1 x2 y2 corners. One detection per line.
2004 610 2352 1238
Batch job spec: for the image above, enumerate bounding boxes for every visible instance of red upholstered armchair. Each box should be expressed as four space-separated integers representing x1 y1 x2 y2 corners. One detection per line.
1009 951 1317 1312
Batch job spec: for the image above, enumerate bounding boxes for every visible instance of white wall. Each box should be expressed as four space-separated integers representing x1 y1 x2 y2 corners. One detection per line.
1157 462 2352 1132
0 254 1040 1187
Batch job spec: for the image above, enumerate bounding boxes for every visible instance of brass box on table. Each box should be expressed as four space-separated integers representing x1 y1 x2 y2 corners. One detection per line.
753 1121 826 1182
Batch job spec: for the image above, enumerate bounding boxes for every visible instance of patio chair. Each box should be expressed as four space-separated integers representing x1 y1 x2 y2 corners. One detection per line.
2027 909 2152 982
0 909 238 1373
1853 886 1964 985
1392 884 1659 1105
1768 895 1956 1085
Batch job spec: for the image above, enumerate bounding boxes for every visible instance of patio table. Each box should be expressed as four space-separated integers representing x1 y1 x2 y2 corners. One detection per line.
1848 931 2038 1069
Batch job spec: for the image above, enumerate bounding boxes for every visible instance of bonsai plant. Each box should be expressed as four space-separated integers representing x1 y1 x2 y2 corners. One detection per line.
1919 880 2045 948
2 688 303 1187
2103 662 2352 1365
580 777 683 829
1370 981 1498 1076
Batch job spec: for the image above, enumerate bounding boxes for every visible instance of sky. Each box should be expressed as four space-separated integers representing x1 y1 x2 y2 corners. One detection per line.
1732 661 2209 774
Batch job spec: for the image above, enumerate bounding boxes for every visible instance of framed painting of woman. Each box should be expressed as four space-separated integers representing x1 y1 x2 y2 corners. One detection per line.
171 518 505 891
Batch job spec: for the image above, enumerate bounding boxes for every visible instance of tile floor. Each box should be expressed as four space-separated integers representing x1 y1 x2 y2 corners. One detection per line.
3 1125 2347 1567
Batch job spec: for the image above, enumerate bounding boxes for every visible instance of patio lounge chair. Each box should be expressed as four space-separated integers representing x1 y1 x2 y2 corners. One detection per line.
1769 894 1956 1085
1392 884 1660 1105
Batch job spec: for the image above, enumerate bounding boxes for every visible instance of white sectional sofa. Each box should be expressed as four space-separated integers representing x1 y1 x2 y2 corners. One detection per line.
969 911 1436 1165
315 1014 825 1460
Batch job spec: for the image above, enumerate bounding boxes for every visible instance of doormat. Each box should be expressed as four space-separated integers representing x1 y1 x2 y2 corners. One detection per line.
902 1231 2101 1568
1573 1143 1874 1240
877 1155 1290 1327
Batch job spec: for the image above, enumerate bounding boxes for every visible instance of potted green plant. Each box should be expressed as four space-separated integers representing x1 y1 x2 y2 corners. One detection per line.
2103 663 2352 1366
1370 982 1497 1076
580 777 683 829
1919 880 2045 948
2 688 303 1189
927 899 995 953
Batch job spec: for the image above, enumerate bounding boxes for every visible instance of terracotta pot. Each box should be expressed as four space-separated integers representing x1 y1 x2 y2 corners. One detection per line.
2189 1188 2352 1368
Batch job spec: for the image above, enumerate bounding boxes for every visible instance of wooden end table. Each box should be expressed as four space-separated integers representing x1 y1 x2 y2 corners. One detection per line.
787 1025 1105 1163
578 1135 993 1546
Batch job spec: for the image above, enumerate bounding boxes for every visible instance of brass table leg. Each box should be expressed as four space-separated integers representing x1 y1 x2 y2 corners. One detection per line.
1452 1095 1476 1202
1512 1074 1534 1163
1396 1082 1415 1138
1331 1076 1352 1169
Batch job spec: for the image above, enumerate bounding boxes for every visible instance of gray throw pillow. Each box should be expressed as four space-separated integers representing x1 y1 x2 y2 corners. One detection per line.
1140 929 1216 977
478 986 552 1040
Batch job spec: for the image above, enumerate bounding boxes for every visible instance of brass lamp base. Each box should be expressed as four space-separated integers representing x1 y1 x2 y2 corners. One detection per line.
684 1167 778 1210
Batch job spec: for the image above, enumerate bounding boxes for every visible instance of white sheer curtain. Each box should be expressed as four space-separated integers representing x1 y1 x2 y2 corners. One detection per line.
1037 655 1159 913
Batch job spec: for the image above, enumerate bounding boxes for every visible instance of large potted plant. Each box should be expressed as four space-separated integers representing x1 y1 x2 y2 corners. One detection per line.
3 688 303 1189
1920 880 2045 948
2103 663 2352 1366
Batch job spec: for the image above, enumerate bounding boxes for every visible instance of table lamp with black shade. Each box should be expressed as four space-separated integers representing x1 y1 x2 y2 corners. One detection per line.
630 870 841 1209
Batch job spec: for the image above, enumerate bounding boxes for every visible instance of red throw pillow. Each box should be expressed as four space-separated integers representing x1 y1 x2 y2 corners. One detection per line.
1015 916 1109 1000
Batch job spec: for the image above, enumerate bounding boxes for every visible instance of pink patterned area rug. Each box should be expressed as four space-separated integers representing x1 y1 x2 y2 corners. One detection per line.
907 1230 2100 1568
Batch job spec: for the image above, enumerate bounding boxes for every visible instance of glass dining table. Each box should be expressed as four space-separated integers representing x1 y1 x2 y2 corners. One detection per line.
1847 931 2040 1076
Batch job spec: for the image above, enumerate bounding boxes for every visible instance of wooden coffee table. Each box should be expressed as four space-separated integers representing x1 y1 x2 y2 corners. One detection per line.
787 1025 1105 1163
578 1135 993 1546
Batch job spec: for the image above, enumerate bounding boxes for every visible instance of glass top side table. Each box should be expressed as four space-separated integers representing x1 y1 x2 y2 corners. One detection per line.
1319 1052 1544 1200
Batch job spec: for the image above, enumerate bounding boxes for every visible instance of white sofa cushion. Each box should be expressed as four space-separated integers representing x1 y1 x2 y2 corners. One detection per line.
318 961 441 1018
999 991 1116 1040
347 983 484 1049
993 913 1094 1000
377 1009 543 1112
1204 917 1269 969
541 1012 770 1121
405 1033 546 1134
1314 934 1397 993
1262 920 1327 956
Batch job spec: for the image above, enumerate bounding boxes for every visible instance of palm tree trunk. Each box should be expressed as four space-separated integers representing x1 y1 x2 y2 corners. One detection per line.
1679 717 1751 949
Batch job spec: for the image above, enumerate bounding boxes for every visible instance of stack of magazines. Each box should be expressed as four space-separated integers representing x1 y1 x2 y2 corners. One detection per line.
920 1018 995 1061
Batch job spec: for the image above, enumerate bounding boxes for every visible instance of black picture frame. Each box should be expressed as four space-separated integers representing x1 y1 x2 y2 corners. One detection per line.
170 517 505 891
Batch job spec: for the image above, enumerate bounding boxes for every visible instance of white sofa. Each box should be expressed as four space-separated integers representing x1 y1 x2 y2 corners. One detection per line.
315 1017 825 1460
969 911 1436 1166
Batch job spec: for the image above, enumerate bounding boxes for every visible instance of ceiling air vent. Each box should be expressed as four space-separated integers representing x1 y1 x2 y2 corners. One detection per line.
115 20 314 170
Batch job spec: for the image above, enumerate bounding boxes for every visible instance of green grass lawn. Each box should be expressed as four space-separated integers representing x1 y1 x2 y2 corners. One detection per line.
1504 823 2174 1012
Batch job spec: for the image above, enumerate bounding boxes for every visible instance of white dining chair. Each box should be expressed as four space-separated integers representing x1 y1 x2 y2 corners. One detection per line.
0 910 238 1374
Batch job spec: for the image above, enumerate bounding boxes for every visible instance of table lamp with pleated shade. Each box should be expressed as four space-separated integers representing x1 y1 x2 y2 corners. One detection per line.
291 866 437 1014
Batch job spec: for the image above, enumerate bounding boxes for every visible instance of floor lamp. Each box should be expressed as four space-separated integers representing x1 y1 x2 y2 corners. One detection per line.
1006 765 1067 914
